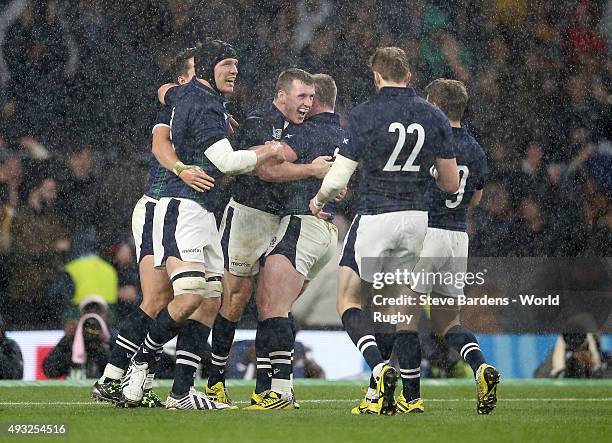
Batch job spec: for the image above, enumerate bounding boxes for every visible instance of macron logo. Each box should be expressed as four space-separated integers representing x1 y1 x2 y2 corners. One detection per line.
343 138 349 144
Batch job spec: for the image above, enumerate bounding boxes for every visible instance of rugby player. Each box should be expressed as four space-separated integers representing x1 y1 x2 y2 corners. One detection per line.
309 47 459 415
405 78 499 414
246 74 344 410
91 46 215 407
204 69 332 406
121 39 285 410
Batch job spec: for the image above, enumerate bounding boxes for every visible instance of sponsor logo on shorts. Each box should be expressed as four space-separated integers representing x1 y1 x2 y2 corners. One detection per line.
231 260 250 268
181 248 202 254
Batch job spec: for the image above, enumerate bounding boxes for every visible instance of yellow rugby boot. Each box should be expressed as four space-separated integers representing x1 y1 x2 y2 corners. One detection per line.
205 382 237 409
375 365 398 415
351 397 381 415
244 391 295 411
250 390 265 406
396 393 424 413
476 363 500 414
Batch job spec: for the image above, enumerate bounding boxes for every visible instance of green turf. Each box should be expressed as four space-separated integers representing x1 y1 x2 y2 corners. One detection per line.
0 380 610 443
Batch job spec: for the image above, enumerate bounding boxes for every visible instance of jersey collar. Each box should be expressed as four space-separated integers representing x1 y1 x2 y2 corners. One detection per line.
379 86 417 97
189 77 227 105
307 112 340 125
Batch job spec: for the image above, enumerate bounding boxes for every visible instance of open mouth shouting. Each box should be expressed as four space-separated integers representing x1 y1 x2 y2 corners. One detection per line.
297 106 310 119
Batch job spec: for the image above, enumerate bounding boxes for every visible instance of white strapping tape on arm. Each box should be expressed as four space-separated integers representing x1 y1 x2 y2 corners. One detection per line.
204 138 257 175
319 154 358 201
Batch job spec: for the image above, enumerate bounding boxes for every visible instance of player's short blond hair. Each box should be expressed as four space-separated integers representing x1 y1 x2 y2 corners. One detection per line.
369 47 410 83
275 68 314 94
312 74 337 110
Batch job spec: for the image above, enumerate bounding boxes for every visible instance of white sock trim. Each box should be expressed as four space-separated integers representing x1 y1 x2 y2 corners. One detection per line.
271 377 293 399
100 364 124 382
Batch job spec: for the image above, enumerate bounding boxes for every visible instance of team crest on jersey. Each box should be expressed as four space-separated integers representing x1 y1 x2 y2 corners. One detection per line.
272 127 282 140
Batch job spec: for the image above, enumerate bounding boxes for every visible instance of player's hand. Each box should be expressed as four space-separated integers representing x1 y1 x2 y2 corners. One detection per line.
179 166 215 192
309 197 332 220
310 156 333 179
334 187 348 202
228 115 239 135
266 141 286 163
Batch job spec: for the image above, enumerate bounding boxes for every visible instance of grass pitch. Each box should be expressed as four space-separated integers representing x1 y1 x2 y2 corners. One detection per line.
0 379 610 443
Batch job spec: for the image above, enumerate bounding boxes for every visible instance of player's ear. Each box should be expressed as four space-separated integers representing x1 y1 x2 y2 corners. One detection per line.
405 71 411 85
372 71 382 90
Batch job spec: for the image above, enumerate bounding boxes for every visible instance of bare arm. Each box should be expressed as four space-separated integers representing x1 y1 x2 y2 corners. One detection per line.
152 126 215 191
257 153 332 183
434 157 460 193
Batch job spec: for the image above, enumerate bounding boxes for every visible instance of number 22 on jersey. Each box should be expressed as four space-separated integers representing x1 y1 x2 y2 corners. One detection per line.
383 122 424 172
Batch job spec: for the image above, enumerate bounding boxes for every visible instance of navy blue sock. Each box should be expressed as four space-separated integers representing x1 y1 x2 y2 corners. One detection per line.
133 308 181 365
207 314 237 387
288 312 297 339
255 319 273 393
109 307 153 374
395 331 421 401
171 320 211 396
341 308 384 370
376 332 396 361
444 325 485 376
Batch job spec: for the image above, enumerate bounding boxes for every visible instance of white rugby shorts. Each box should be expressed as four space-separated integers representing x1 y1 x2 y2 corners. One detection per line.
266 215 338 280
152 197 223 274
339 211 428 283
411 227 469 297
132 195 158 263
220 198 280 277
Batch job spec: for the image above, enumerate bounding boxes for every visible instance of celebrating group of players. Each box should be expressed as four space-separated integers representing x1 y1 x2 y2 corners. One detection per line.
90 38 500 415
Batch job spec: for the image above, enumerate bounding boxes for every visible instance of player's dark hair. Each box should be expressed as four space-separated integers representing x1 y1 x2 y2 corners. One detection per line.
275 68 314 94
194 38 237 91
425 78 469 121
369 47 410 83
169 45 200 81
312 74 337 110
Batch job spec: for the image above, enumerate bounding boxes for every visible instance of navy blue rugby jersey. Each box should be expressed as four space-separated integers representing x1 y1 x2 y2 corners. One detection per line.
159 77 230 210
341 87 455 214
231 99 290 214
428 126 488 232
144 105 172 200
280 112 346 216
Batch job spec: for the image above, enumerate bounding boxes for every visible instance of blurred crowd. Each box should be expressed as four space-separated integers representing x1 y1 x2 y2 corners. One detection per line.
0 0 610 330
